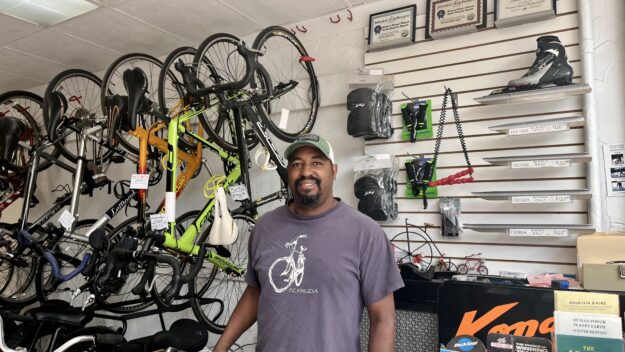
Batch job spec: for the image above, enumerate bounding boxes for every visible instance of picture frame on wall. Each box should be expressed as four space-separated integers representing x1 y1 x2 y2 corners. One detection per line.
425 0 487 40
367 5 416 52
494 0 557 28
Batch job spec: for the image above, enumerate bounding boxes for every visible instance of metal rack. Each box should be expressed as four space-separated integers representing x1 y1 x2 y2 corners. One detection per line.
464 223 595 236
474 84 592 105
483 153 591 167
472 189 591 202
489 115 585 135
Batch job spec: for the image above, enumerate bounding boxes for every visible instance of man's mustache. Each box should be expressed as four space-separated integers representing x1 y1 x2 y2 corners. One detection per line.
295 176 321 188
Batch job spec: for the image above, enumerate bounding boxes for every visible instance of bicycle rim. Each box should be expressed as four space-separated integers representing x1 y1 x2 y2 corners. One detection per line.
389 230 433 268
194 33 258 153
252 26 319 141
190 214 254 333
101 53 165 156
93 215 154 313
0 224 38 305
42 69 113 164
0 91 58 171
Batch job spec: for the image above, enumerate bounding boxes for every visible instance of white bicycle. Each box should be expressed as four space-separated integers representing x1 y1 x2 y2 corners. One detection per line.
269 235 307 293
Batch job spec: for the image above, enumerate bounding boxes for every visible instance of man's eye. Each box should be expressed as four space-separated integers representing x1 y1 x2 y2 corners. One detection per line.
290 162 302 168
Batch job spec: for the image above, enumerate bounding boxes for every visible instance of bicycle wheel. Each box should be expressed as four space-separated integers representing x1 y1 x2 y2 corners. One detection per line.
190 214 254 334
457 264 468 274
92 215 155 313
193 33 259 153
0 91 58 171
252 26 319 141
42 69 112 164
150 210 213 309
478 265 488 275
34 220 112 307
101 53 166 156
0 224 39 305
389 230 433 268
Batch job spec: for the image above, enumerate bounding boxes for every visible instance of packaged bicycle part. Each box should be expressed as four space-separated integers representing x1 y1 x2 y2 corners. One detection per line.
400 99 433 142
353 154 398 221
440 198 462 237
346 69 394 140
405 156 438 209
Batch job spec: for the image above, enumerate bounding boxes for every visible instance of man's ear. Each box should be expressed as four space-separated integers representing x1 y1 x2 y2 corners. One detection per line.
332 164 338 180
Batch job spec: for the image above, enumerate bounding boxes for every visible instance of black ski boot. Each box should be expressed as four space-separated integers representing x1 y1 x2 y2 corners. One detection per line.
506 35 573 91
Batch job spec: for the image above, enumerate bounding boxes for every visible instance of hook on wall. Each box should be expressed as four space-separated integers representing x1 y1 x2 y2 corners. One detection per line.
346 9 353 22
329 14 341 23
296 25 307 33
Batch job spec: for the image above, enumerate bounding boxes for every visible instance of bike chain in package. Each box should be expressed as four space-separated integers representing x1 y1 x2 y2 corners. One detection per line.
439 198 462 237
353 154 398 221
346 68 394 140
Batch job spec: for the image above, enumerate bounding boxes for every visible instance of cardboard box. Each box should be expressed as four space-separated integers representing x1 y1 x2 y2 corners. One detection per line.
576 232 625 283
582 263 625 292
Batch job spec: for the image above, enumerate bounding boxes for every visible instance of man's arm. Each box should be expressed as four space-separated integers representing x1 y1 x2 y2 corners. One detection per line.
366 292 396 352
213 285 261 352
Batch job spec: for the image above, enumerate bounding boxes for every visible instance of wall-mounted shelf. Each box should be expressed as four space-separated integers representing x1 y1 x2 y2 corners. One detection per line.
474 84 592 105
464 223 596 236
490 116 585 135
483 153 591 168
472 190 591 202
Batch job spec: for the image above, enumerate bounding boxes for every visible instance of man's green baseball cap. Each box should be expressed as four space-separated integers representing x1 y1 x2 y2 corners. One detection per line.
284 133 335 164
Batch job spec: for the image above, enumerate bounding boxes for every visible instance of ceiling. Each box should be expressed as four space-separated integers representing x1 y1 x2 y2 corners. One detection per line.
0 0 369 93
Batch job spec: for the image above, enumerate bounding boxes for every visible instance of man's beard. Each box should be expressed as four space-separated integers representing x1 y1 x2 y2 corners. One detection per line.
295 176 321 206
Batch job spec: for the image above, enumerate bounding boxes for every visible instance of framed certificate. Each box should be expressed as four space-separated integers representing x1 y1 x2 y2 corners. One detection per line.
425 0 487 39
367 5 416 52
495 0 557 28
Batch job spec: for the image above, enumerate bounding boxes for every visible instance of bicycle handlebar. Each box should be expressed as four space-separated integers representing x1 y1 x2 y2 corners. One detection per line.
18 230 92 283
175 42 259 97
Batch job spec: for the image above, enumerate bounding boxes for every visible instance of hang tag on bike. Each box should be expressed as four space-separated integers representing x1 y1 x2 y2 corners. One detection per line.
130 174 149 189
229 184 249 201
508 228 569 237
150 213 168 231
58 209 75 230
279 108 290 130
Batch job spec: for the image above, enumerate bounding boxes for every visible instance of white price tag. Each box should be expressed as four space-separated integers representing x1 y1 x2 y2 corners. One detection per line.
279 108 290 130
369 69 384 76
130 174 150 189
511 159 570 169
511 195 572 204
150 213 168 231
509 228 569 237
508 123 568 135
165 192 176 222
58 209 75 230
229 184 249 201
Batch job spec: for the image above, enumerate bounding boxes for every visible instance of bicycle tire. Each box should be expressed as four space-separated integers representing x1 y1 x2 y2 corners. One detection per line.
92 215 155 313
150 210 214 309
0 223 39 306
478 265 488 275
193 33 259 153
101 53 166 156
0 225 15 295
457 264 468 274
0 91 58 171
190 214 254 334
34 219 112 306
252 26 319 141
389 230 433 268
42 69 113 164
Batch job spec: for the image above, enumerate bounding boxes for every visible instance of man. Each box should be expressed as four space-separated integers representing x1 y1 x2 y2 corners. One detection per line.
213 134 404 352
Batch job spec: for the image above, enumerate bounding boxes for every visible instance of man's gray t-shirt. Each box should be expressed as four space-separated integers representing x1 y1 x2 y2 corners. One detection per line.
245 200 404 352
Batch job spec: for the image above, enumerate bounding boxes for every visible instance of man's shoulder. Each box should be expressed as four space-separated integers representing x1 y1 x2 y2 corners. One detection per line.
256 205 289 226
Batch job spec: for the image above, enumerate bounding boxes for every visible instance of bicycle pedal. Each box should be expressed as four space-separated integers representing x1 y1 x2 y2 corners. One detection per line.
93 174 110 188
110 155 125 164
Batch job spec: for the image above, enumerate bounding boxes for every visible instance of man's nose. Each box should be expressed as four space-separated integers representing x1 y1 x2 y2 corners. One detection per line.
300 163 314 175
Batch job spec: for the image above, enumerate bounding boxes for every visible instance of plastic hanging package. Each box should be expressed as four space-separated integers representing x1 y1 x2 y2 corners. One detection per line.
353 154 398 221
346 68 394 140
439 198 462 237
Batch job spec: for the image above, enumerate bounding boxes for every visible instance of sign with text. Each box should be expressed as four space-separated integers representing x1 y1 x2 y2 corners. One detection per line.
426 0 487 39
368 5 416 51
495 0 557 28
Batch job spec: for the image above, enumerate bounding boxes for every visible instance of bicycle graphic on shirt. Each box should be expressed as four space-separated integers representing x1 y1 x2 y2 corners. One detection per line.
269 235 308 293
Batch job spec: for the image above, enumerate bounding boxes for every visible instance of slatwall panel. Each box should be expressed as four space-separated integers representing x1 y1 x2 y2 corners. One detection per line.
364 0 585 275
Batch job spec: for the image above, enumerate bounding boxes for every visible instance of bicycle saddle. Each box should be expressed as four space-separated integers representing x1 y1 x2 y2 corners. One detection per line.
105 94 130 141
0 115 27 162
399 263 435 281
123 67 148 131
26 300 93 326
148 319 208 351
46 91 68 143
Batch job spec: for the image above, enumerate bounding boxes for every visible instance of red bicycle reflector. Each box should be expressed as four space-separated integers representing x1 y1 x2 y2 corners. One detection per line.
299 56 315 63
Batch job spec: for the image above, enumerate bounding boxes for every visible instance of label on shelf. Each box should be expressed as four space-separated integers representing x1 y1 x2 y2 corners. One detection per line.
228 184 249 201
511 195 572 203
150 213 168 231
511 159 570 168
508 228 569 237
130 174 149 189
508 123 568 135
58 209 75 230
